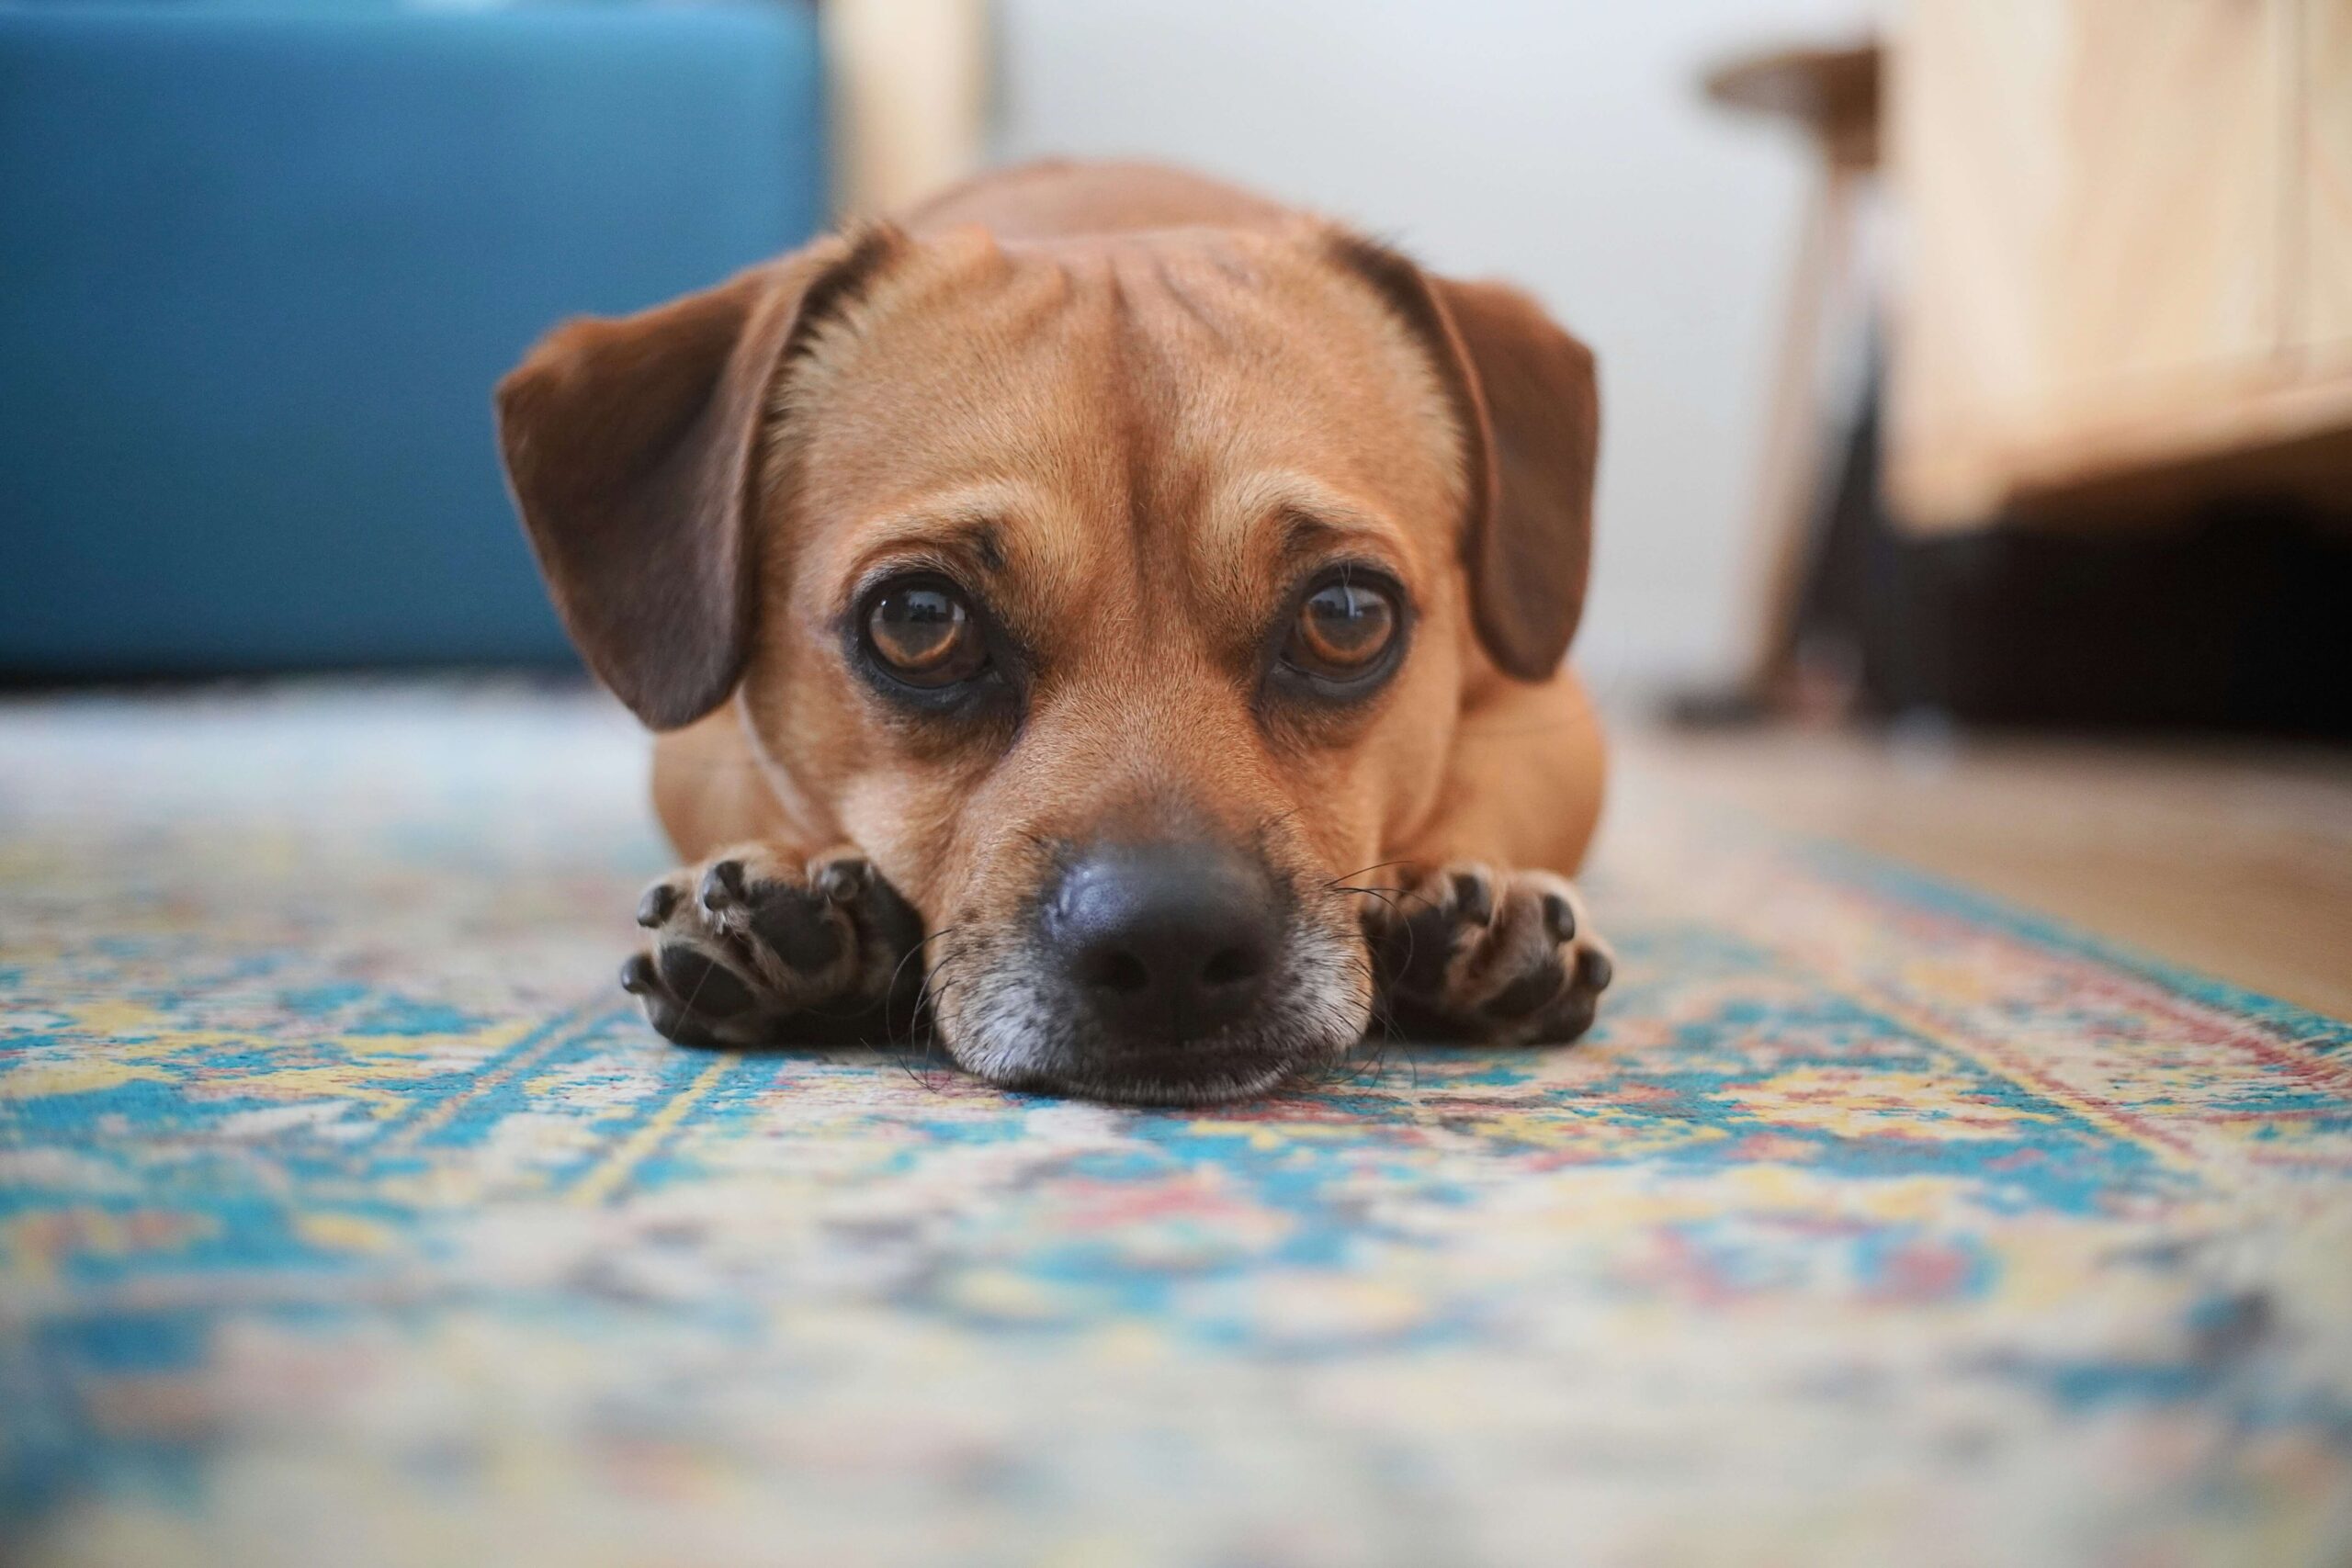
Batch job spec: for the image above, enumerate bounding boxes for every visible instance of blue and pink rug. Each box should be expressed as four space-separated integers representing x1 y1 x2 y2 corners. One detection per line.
3 686 2347 1566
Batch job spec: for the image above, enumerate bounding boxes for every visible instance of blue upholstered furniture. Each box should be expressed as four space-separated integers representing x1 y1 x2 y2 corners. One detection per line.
0 1 826 674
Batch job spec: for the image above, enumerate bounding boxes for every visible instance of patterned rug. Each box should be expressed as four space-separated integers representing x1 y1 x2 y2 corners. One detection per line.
2 684 2347 1568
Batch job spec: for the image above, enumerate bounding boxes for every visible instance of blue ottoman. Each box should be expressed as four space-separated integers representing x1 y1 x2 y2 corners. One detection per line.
0 2 827 674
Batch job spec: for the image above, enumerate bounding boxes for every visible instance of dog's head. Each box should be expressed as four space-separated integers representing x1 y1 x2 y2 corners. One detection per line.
498 220 1596 1101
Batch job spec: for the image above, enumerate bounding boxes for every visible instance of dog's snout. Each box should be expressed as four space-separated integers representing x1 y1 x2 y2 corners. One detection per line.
1045 843 1282 1042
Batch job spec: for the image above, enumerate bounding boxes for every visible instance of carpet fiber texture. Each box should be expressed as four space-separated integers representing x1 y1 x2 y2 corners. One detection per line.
2 686 2348 1567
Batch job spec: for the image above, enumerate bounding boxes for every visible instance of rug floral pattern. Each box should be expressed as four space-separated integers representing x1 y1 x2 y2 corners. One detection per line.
2 687 2347 1566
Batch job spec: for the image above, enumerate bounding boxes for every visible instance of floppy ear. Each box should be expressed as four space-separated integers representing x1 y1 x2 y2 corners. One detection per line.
1329 236 1600 681
495 230 899 729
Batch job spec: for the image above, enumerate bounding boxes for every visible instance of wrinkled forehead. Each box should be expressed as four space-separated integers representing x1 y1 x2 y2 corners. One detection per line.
773 226 1467 621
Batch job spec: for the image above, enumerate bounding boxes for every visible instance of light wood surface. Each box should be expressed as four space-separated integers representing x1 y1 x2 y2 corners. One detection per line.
1734 162 1869 695
2300 0 2352 362
1888 0 2352 528
2046 0 2286 400
1612 722 2352 1021
1889 0 2067 525
824 0 992 219
1702 43 1882 697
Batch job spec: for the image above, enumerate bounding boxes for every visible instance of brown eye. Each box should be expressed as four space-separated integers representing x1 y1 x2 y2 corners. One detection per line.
865 580 988 686
1285 578 1399 680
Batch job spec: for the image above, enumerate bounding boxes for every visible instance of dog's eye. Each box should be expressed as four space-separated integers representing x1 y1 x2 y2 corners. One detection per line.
865 581 988 686
1284 579 1398 680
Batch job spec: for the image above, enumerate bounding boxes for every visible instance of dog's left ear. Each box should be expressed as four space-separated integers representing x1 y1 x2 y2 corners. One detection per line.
1329 236 1600 681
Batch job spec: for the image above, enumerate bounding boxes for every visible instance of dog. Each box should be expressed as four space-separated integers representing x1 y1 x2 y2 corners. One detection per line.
496 160 1611 1104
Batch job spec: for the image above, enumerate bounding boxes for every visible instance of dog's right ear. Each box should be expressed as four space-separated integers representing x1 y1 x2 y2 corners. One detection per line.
496 230 901 730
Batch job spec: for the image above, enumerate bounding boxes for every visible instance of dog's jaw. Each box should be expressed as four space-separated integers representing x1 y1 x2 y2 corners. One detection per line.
933 914 1372 1106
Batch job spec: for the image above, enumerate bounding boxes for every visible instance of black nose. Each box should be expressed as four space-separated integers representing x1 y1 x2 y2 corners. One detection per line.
1044 842 1283 1043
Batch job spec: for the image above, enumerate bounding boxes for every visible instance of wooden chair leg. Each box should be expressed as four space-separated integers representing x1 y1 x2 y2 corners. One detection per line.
1738 165 1864 702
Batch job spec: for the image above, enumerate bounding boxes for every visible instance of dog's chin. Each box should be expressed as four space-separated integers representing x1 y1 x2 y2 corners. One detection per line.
938 931 1369 1107
989 1044 1313 1108
941 964 1363 1109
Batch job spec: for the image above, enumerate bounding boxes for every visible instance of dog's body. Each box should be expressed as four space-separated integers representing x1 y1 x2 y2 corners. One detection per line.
499 160 1609 1103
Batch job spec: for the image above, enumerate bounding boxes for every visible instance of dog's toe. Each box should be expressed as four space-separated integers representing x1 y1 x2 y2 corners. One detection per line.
618 951 658 997
618 947 728 1046
1481 952 1570 1023
1374 863 1495 993
654 943 760 1020
1506 920 1614 1045
635 880 683 929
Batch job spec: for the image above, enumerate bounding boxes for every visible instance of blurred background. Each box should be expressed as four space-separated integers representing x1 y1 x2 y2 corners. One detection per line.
9 0 2348 713
6 0 1882 698
5 0 2348 1003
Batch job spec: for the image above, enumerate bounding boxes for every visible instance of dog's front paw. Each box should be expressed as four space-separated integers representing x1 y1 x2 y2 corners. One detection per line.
619 844 924 1046
1367 863 1613 1043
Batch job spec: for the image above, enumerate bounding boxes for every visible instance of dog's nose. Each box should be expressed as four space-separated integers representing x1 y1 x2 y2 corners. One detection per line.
1045 842 1281 1042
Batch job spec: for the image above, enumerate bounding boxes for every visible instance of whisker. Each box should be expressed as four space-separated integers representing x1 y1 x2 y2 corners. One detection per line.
1322 857 1414 891
903 938 972 1094
913 978 966 1095
884 925 963 1041
1346 962 1405 1094
914 942 963 1013
888 971 960 1093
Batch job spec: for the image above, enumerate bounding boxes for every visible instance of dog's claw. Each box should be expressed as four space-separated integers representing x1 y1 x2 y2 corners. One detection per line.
698 858 748 913
625 845 923 1047
1452 870 1494 928
814 857 870 903
1366 863 1612 1045
634 885 677 929
1541 891 1576 942
618 952 658 995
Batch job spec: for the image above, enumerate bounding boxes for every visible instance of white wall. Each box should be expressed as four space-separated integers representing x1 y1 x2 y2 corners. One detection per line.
989 0 1871 700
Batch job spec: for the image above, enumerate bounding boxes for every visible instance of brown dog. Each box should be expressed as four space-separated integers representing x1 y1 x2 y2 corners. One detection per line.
496 160 1610 1104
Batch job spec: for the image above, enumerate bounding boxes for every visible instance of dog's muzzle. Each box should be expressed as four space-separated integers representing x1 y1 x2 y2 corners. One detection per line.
941 837 1364 1104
